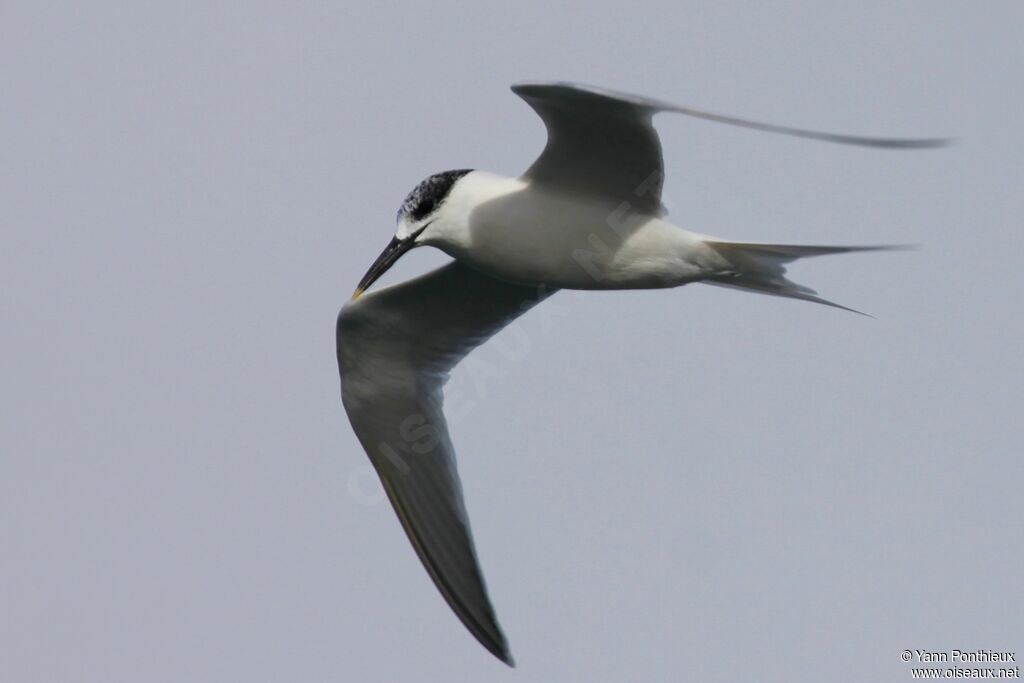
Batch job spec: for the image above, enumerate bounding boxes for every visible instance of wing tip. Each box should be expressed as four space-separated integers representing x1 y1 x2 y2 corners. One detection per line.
836 135 955 150
458 595 516 666
487 636 516 667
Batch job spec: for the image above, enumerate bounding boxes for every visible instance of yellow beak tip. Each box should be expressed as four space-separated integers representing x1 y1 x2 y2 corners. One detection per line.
350 288 365 301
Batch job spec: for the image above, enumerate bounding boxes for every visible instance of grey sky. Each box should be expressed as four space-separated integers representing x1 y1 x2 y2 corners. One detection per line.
2 1 1022 681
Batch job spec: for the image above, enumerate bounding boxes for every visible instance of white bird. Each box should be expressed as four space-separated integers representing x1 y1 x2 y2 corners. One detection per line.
336 82 945 665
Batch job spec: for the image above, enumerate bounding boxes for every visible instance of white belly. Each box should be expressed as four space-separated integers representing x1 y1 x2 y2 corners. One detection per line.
444 177 720 290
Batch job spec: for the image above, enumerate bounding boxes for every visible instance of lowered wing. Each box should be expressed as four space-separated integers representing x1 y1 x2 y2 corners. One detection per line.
336 261 554 665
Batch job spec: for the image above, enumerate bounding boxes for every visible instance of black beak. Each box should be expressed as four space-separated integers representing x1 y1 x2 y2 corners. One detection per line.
352 236 415 299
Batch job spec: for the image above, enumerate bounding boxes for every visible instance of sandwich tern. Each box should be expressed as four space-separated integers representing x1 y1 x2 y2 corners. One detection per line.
336 82 945 665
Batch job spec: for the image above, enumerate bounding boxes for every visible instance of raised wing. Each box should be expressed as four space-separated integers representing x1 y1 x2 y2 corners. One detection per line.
513 81 950 215
336 261 554 666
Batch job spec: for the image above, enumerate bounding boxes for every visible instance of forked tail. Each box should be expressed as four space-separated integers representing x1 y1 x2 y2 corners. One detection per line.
704 241 913 316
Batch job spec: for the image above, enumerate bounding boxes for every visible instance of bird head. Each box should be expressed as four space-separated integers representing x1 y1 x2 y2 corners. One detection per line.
353 169 474 299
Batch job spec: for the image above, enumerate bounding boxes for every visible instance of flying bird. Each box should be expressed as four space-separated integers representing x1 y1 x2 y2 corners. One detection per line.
336 82 946 665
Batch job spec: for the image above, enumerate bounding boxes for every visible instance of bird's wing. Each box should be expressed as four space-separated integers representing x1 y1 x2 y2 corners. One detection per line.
336 261 554 666
512 81 949 215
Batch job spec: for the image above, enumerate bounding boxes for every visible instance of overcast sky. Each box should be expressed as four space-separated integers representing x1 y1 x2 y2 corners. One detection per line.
3 2 1022 681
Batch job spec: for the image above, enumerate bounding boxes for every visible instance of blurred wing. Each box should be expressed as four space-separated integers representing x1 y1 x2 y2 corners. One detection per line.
513 81 950 215
336 261 554 666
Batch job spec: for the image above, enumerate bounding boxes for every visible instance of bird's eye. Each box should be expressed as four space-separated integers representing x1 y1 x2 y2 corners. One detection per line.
413 198 436 221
